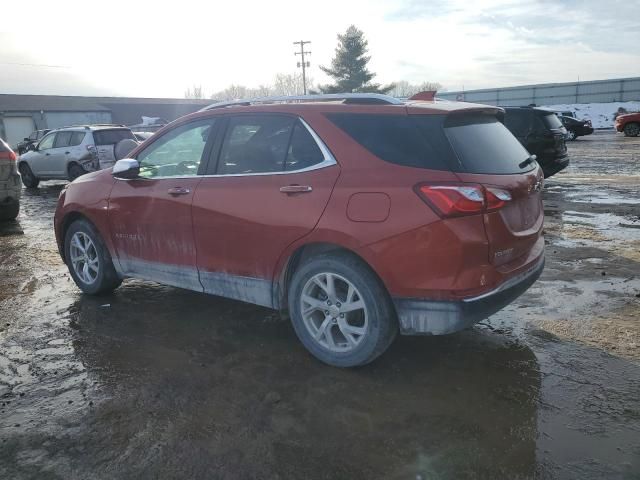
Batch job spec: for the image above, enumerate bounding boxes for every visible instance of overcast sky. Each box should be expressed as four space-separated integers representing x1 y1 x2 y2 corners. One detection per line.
1 0 639 98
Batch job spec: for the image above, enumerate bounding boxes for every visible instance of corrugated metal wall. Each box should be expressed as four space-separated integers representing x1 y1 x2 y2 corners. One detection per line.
44 111 113 129
438 77 640 106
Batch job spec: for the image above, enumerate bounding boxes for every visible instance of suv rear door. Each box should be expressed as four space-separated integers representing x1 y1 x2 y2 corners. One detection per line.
191 114 340 307
439 113 544 268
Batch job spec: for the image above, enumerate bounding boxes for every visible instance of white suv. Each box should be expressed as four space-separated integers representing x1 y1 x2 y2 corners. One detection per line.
18 125 137 188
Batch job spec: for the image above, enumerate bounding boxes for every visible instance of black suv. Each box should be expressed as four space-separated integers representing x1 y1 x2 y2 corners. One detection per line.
16 129 51 155
502 107 569 177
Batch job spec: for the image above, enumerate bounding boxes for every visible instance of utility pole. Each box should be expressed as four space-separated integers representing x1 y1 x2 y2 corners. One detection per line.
293 40 311 95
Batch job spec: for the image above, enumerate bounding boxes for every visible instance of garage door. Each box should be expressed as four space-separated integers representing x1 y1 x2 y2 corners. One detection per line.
3 117 35 150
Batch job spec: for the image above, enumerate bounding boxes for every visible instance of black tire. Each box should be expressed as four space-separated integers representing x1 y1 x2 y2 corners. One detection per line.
19 163 39 188
68 163 86 181
288 252 397 367
0 200 19 221
623 122 640 137
64 219 122 295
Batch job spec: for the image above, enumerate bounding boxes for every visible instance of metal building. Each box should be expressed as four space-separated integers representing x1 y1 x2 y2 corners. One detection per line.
0 95 211 149
438 77 640 107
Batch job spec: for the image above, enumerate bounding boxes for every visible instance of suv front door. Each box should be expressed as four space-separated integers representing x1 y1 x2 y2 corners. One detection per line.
30 132 60 177
108 118 218 290
192 114 340 307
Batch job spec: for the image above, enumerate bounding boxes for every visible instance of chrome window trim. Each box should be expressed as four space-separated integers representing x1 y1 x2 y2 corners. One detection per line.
117 116 337 181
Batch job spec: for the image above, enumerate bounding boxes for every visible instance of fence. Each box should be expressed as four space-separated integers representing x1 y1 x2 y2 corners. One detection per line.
437 77 640 106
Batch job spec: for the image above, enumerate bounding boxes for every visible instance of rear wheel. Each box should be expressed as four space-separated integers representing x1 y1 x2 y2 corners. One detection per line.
0 200 19 221
19 163 39 188
288 252 397 367
623 123 640 137
68 163 86 181
64 219 122 295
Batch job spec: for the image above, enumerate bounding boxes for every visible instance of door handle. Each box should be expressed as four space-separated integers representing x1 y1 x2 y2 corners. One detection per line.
45 153 50 156
65 151 70 154
279 185 313 194
167 187 191 196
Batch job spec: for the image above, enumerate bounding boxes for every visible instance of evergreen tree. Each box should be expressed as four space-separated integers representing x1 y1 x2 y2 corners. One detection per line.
319 26 394 94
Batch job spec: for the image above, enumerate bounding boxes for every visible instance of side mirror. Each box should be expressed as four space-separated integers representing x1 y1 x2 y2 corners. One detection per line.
112 159 140 179
29 144 37 151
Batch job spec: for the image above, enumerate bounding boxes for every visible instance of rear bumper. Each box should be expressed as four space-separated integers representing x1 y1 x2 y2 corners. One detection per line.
394 254 544 335
539 153 569 178
0 173 22 201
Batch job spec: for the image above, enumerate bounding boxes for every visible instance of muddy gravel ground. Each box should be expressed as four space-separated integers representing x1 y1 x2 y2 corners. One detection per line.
1 131 639 480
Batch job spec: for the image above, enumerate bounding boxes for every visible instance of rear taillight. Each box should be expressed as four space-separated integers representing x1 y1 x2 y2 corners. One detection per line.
0 151 17 161
415 184 512 218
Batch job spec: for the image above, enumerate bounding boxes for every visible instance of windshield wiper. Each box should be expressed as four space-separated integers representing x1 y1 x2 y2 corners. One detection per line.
519 154 537 169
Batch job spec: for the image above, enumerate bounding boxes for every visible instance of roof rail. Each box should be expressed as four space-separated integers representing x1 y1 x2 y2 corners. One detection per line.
199 93 404 111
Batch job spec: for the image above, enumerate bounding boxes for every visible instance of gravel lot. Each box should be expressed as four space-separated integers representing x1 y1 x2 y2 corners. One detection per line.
1 131 639 479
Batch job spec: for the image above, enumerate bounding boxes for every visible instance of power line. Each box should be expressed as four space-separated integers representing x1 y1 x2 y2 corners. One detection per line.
293 40 311 95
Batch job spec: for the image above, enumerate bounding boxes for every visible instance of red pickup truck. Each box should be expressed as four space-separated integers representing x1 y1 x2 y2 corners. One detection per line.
615 112 640 137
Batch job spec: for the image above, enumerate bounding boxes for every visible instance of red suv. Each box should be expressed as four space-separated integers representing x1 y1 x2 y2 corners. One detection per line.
54 93 545 367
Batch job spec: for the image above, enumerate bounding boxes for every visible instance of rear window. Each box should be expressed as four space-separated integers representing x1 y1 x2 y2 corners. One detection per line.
326 113 450 171
444 114 533 174
93 129 135 146
540 112 563 130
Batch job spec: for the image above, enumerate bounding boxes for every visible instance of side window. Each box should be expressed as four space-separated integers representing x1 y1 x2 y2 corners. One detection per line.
53 131 73 148
217 115 295 174
504 111 529 137
136 119 215 178
38 133 56 151
285 122 325 171
70 132 86 146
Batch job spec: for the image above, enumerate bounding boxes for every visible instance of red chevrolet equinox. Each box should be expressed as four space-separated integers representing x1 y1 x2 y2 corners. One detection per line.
54 93 545 367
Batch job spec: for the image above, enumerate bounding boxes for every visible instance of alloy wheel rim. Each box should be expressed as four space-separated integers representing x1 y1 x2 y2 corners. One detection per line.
300 272 369 353
69 232 99 284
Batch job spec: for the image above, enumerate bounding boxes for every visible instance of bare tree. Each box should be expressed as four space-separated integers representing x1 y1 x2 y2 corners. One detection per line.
272 72 313 96
184 85 205 99
389 81 443 98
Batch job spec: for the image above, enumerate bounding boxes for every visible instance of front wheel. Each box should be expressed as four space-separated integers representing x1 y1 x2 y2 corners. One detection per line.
64 219 122 295
288 252 397 367
19 163 39 188
623 123 640 137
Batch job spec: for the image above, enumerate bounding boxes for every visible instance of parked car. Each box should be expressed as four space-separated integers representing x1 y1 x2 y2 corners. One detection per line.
0 138 21 221
16 129 51 155
502 106 569 177
615 112 640 137
54 93 545 367
18 125 137 188
559 115 594 140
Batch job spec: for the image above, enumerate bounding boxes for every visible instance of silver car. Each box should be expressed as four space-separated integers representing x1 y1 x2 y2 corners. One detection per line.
18 125 137 188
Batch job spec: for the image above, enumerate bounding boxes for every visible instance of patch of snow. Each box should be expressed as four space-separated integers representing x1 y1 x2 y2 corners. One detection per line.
541 101 640 129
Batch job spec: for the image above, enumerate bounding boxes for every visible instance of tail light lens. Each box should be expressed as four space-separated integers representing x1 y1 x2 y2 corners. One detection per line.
0 151 17 161
415 183 512 218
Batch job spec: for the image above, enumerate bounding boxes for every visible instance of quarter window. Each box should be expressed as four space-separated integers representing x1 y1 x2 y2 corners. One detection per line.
136 119 215 178
217 115 295 174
